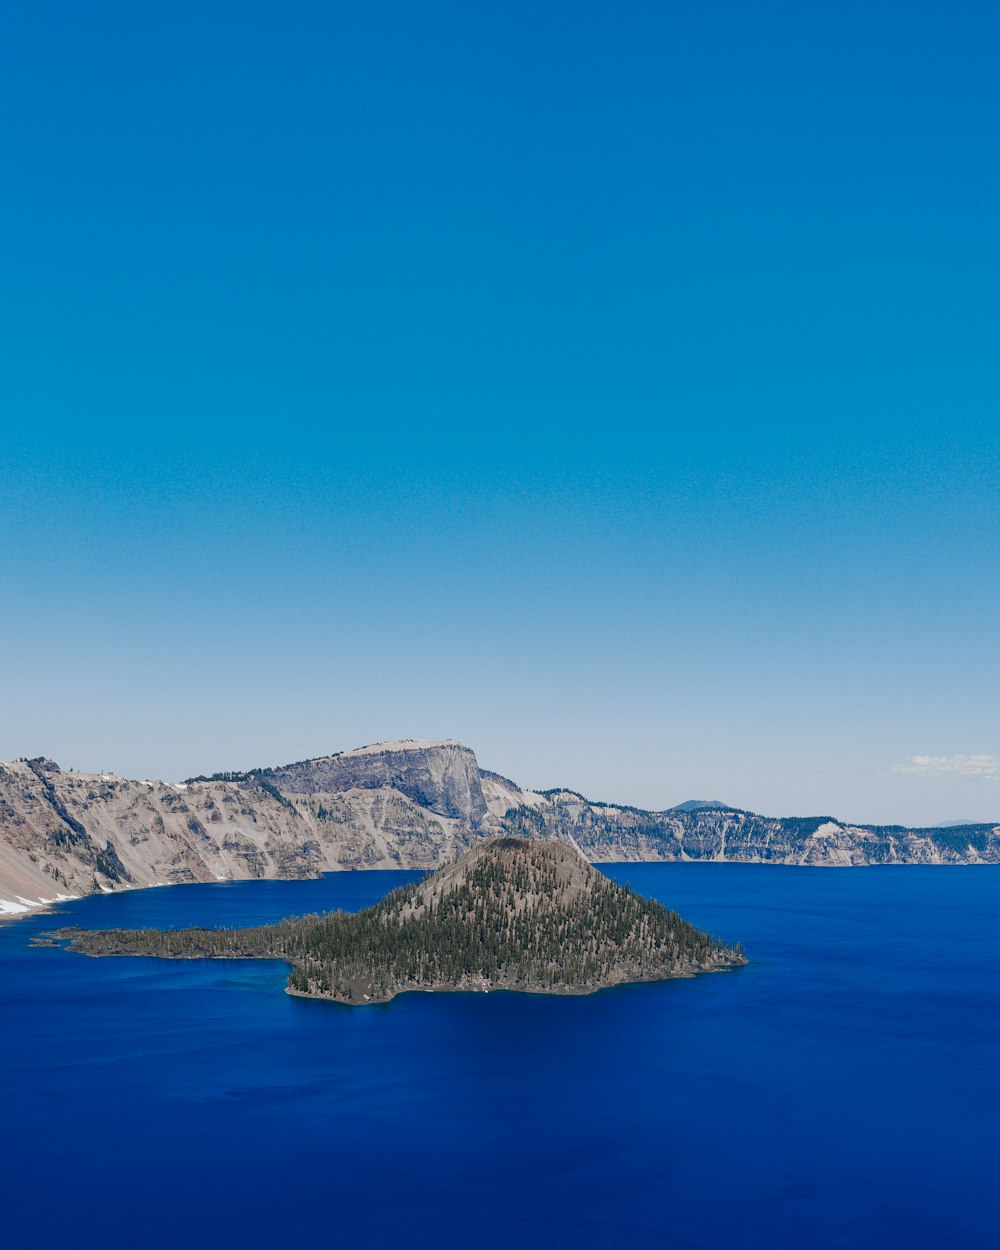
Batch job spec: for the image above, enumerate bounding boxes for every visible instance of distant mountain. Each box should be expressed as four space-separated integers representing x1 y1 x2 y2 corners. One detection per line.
51 837 747 1003
670 800 734 813
2 739 999 917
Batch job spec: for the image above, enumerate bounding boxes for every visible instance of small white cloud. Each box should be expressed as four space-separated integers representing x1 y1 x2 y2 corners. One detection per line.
890 754 1000 781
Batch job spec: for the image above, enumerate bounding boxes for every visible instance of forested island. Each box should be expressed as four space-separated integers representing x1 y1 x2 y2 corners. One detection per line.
48 838 746 1003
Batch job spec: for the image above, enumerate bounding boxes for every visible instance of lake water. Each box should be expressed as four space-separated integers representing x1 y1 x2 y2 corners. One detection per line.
2 864 997 1249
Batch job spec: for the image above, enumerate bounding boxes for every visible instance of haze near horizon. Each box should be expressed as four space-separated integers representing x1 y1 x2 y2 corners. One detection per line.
3 2 998 826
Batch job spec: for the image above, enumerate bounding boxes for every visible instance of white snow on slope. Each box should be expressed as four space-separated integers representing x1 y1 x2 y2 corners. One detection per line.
1 891 81 918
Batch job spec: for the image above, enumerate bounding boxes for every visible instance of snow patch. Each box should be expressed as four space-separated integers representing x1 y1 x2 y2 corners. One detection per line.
810 822 844 839
1 891 81 916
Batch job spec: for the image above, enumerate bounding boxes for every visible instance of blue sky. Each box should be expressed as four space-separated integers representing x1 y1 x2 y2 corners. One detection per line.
2 1 998 824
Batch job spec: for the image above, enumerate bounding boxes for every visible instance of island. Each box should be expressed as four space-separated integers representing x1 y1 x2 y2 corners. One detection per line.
48 837 747 1004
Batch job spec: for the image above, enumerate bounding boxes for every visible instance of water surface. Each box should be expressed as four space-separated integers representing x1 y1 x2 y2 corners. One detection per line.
2 865 997 1248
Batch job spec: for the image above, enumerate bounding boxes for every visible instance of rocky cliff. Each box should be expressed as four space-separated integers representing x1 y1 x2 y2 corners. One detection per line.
503 792 1000 868
1 739 998 918
258 739 489 825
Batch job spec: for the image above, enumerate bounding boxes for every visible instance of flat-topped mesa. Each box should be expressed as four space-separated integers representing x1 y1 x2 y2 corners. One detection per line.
52 837 747 1004
260 740 489 827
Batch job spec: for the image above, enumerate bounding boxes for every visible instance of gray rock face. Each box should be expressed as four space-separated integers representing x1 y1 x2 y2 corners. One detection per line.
1 740 998 918
262 740 488 826
504 797 1000 867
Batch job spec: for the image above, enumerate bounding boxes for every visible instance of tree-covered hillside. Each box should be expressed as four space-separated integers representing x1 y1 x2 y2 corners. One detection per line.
50 838 746 1004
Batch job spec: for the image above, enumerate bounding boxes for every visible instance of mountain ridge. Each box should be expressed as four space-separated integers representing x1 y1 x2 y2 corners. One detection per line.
2 739 998 917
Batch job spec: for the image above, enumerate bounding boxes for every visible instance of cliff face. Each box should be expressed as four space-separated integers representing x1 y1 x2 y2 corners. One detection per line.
1 740 998 917
503 795 1000 867
0 743 485 916
261 740 489 826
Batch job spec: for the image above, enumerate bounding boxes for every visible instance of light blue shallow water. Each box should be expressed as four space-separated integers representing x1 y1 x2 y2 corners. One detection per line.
2 864 997 1249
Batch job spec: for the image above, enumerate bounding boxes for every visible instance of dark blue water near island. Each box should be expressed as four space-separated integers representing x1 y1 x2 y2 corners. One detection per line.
2 865 997 1249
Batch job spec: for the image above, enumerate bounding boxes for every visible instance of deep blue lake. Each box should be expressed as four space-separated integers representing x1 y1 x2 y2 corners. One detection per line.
2 864 997 1249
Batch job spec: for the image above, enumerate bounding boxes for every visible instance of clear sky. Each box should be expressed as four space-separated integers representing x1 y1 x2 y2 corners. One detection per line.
2 2 998 825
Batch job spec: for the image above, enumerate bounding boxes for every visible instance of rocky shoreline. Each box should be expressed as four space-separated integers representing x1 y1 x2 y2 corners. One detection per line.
284 947 745 1005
